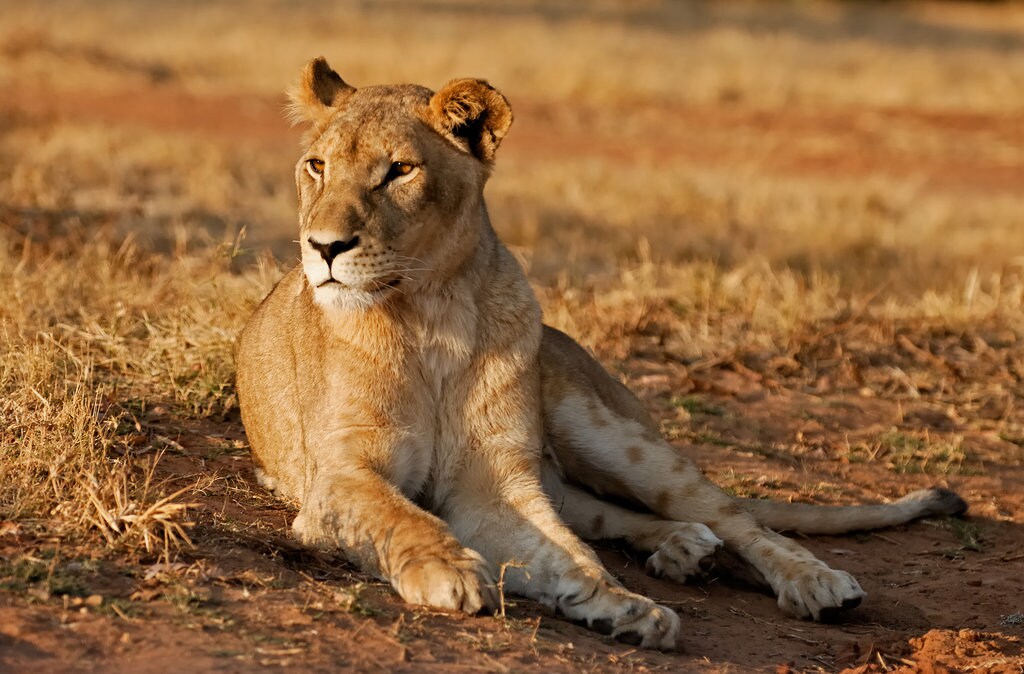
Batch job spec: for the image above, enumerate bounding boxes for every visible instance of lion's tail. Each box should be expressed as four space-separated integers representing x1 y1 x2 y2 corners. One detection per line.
739 488 968 535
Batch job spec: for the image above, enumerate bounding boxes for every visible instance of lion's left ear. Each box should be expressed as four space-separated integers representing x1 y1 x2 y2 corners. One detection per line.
429 79 513 164
287 57 355 132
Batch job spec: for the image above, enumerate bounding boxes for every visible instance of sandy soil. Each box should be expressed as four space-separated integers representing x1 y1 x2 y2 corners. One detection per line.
2 70 1024 674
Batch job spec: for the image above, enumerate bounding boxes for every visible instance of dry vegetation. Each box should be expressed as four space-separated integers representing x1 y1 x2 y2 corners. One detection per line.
1 1 1024 672
0 228 251 547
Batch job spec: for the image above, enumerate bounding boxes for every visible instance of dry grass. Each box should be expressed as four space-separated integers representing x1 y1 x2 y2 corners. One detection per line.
539 252 1024 362
0 226 261 552
4 1 1024 109
3 217 1020 552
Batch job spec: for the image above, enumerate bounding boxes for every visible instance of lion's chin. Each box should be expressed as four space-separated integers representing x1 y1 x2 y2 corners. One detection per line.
311 278 401 311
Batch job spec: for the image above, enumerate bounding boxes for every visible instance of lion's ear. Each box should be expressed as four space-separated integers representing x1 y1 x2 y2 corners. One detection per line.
429 79 512 164
287 57 354 131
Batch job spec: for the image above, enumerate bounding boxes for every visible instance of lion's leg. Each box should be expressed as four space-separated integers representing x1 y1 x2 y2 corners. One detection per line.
292 465 499 614
543 469 724 583
547 399 864 619
439 462 680 650
539 328 864 620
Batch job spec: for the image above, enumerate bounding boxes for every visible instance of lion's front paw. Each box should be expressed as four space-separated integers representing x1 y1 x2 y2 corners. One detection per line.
394 547 499 614
775 563 865 621
645 524 724 583
560 579 680 651
608 597 681 651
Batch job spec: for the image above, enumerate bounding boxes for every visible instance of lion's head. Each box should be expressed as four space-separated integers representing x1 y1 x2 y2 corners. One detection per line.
286 58 513 310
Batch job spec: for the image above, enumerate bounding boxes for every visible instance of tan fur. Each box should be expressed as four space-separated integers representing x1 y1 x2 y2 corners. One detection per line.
236 59 967 650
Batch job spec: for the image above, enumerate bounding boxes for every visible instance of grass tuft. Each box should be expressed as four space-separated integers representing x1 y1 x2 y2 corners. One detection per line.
0 225 263 553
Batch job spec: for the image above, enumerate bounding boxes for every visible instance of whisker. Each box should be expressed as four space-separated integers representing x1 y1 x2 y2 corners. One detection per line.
393 265 430 273
391 254 432 266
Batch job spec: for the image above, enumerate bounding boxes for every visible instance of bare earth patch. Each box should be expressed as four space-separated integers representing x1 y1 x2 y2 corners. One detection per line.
2 324 1023 672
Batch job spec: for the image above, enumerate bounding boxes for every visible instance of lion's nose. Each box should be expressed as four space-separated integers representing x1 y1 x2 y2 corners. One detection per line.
309 236 360 264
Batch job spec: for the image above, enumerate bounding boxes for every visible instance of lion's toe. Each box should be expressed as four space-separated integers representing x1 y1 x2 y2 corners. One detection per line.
776 563 865 621
394 547 498 614
645 524 724 583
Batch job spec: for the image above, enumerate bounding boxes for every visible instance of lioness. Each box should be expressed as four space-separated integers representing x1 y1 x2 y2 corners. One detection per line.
236 58 967 650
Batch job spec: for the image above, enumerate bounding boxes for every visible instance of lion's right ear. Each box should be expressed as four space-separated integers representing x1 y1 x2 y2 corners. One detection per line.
286 57 354 131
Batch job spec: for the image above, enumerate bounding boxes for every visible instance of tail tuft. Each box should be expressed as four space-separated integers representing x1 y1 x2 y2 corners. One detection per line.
898 488 968 518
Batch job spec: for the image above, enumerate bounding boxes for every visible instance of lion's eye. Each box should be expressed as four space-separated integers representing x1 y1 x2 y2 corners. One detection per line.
307 158 325 177
381 161 418 186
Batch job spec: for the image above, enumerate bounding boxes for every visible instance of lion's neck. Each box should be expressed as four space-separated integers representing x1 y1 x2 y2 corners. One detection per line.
314 211 503 360
400 216 499 354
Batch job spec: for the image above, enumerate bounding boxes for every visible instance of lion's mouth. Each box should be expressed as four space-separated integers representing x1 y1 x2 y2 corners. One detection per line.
317 276 402 294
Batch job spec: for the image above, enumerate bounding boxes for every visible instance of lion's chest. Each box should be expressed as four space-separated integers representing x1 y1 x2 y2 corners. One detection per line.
389 292 479 502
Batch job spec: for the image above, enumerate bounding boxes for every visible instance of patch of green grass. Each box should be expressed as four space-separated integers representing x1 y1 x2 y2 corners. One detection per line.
928 519 986 560
941 517 986 553
874 430 975 475
350 603 379 618
267 576 293 590
0 555 94 597
0 557 49 591
97 597 146 620
843 446 873 464
690 431 734 447
157 576 219 615
47 571 90 597
671 395 726 417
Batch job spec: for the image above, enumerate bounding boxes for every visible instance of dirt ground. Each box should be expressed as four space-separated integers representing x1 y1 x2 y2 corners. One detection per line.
3 2 1024 672
2 361 1023 673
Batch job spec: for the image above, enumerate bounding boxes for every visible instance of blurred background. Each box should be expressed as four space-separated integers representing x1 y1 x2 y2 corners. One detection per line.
2 0 1022 295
